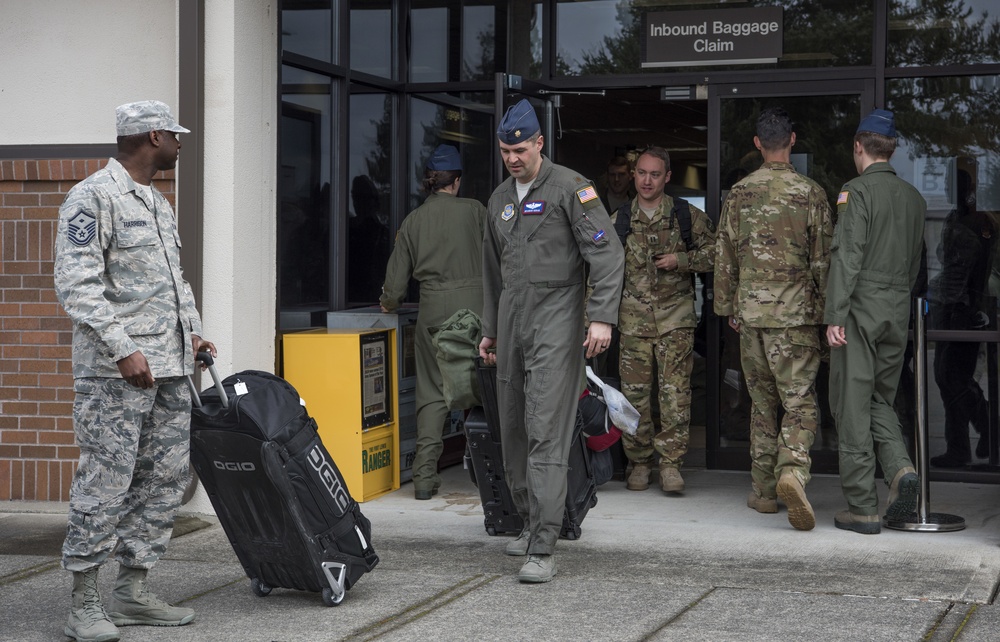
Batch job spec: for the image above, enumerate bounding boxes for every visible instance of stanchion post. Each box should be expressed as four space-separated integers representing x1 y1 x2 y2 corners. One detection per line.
884 297 965 532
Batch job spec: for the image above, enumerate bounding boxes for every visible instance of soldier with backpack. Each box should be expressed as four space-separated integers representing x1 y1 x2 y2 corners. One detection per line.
616 146 715 495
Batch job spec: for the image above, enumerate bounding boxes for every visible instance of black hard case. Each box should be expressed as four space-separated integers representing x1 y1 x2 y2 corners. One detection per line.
465 359 597 539
188 367 378 606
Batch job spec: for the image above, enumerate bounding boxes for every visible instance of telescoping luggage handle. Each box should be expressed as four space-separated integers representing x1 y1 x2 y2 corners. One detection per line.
187 351 229 409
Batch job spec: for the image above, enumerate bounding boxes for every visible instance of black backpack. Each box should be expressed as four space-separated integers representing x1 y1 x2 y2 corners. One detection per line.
613 197 694 251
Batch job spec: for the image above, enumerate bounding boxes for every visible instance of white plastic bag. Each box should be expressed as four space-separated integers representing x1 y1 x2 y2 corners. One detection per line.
585 366 640 435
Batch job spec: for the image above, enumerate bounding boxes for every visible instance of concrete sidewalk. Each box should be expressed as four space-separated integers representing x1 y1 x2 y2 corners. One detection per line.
2 466 1000 641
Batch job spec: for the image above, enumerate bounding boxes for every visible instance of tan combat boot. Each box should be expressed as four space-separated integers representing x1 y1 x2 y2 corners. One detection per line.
885 466 919 520
626 463 651 491
660 463 685 493
776 472 815 531
107 566 195 627
65 568 120 642
747 491 778 514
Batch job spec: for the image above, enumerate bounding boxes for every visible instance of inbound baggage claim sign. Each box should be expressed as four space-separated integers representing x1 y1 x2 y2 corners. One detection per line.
642 7 783 68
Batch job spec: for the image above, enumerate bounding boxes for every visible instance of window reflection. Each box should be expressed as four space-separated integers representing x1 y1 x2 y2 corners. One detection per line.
351 1 393 78
279 67 333 322
887 75 1000 470
348 91 393 305
462 4 497 81
509 2 543 78
282 0 336 63
888 0 1000 67
410 3 449 82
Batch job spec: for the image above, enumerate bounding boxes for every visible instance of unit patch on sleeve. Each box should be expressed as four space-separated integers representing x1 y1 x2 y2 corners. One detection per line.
837 191 849 205
522 200 546 215
576 186 598 204
501 203 516 221
68 211 97 247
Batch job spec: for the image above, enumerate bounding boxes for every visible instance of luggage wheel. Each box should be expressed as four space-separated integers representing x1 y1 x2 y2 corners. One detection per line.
251 577 272 597
321 562 347 606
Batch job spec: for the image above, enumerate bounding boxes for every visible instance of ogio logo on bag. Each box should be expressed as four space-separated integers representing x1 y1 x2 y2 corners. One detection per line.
214 461 256 472
308 445 351 513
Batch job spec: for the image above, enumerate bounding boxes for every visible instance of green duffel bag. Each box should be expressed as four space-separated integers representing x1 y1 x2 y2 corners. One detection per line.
430 308 482 410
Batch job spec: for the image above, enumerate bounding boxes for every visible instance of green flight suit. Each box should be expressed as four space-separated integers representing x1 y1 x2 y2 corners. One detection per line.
483 157 624 555
381 192 486 493
825 162 926 515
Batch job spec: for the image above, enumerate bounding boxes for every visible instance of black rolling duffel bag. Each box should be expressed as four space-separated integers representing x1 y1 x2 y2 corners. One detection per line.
187 354 378 606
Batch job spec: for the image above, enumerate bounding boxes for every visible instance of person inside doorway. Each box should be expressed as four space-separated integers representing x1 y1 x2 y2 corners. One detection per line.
601 155 634 213
617 146 715 495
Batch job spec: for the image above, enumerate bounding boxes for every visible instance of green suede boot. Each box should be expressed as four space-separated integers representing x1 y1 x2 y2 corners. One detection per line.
107 566 195 627
65 568 120 642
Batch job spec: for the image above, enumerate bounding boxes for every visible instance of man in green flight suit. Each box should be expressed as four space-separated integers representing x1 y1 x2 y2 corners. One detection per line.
826 108 925 535
479 99 624 583
381 144 486 500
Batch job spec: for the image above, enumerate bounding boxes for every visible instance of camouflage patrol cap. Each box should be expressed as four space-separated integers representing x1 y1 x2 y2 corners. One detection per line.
496 99 540 145
115 100 191 137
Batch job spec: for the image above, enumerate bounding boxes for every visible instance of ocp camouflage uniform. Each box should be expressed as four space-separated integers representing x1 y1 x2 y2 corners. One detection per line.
618 196 715 468
54 157 202 572
714 161 833 500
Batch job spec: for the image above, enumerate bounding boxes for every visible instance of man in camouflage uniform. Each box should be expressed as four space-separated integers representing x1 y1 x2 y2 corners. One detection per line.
714 107 833 531
618 146 715 494
826 109 924 535
479 99 623 583
54 101 216 641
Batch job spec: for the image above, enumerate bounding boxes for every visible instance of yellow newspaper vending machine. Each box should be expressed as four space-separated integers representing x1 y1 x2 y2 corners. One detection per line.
282 328 400 502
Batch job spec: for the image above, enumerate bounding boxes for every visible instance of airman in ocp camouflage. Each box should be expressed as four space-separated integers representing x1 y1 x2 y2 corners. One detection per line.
714 107 832 532
618 146 715 495
54 100 215 642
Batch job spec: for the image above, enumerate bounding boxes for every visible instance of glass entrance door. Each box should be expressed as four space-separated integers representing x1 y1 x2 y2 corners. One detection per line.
708 79 873 474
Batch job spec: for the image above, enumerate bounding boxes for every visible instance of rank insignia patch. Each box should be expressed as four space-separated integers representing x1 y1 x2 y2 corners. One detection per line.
522 200 545 215
501 203 515 221
577 186 598 204
837 191 849 205
68 211 97 247
593 229 606 243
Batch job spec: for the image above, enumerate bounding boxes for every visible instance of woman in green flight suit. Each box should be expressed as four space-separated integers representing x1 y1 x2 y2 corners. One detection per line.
380 145 486 499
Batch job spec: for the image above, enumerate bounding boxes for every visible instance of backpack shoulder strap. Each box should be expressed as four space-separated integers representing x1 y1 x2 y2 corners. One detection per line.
672 197 694 252
613 201 632 246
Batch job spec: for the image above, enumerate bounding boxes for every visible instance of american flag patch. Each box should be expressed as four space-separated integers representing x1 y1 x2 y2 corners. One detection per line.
577 186 598 204
837 191 849 205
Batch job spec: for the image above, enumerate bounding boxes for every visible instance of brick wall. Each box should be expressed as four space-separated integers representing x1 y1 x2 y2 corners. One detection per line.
0 158 175 501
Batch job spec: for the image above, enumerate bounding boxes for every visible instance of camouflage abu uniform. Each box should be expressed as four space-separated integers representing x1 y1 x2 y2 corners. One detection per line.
714 161 833 500
54 157 202 572
618 196 715 468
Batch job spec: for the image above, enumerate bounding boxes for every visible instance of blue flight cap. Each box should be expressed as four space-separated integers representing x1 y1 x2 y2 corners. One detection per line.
426 144 462 171
496 99 540 145
857 108 896 137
